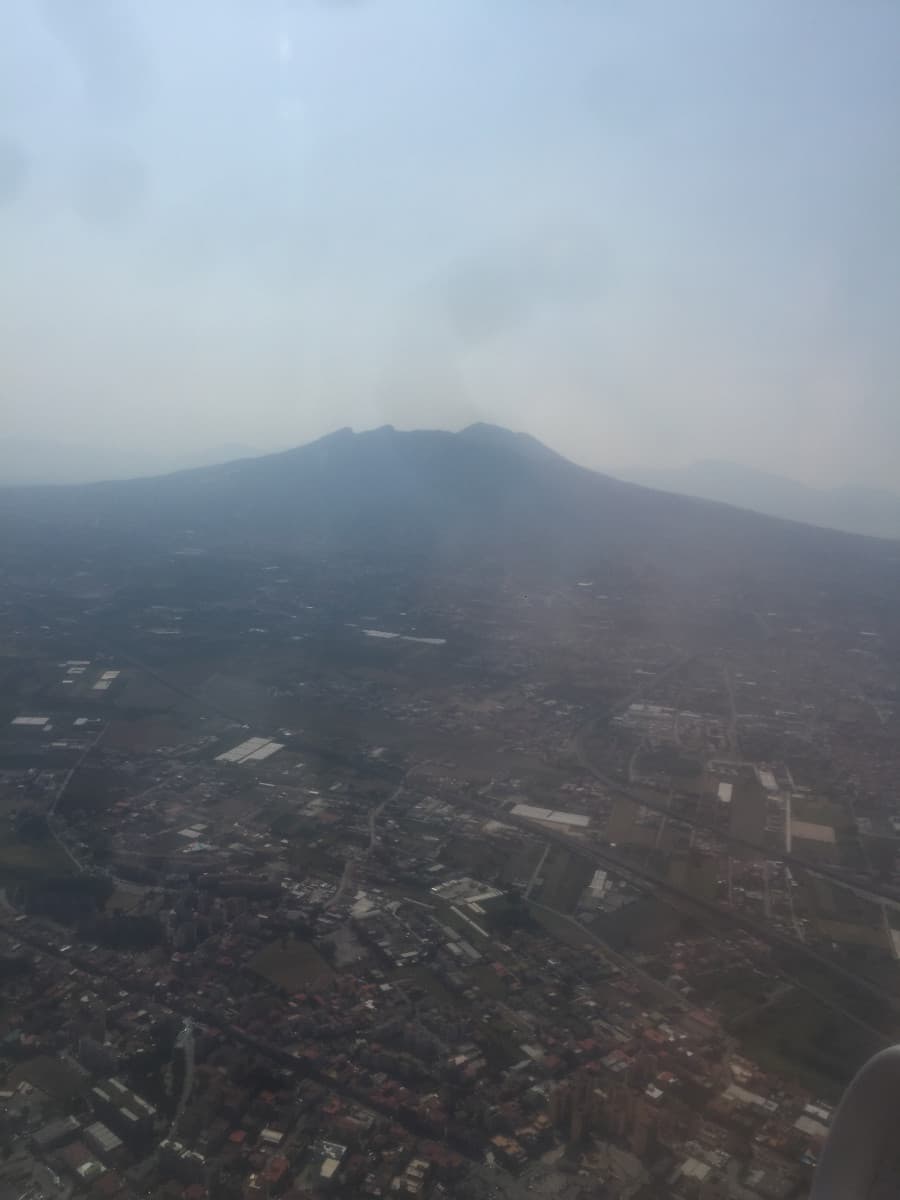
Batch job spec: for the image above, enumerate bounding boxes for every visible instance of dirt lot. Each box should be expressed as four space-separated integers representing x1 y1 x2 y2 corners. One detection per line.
250 937 334 992
105 887 144 913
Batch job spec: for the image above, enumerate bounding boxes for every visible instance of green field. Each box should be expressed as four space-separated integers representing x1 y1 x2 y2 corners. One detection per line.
739 989 886 1101
537 849 593 912
9 1055 90 1100
529 901 598 949
0 836 72 887
792 794 847 829
729 780 767 850
250 937 335 992
385 963 460 1006
106 887 143 913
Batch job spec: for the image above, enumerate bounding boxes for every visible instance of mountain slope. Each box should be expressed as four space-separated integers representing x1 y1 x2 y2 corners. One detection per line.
618 461 900 541
0 434 261 485
2 425 899 603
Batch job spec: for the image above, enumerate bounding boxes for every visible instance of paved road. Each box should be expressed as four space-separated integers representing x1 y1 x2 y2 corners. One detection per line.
326 778 404 910
527 898 690 1011
722 663 740 756
453 789 899 1038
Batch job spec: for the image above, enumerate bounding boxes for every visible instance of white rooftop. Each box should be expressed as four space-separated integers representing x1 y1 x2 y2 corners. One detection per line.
511 803 590 827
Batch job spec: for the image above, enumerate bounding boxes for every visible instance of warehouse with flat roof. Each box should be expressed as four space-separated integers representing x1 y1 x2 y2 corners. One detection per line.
510 803 590 828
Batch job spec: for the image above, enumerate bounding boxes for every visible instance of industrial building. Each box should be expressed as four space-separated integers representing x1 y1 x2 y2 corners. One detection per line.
510 803 591 828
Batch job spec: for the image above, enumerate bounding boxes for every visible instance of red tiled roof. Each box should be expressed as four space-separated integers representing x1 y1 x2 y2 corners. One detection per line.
62 1143 93 1170
92 1173 123 1198
262 1157 289 1184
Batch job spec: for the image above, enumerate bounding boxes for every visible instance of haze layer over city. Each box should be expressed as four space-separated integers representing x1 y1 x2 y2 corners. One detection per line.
2 5 900 1200
4 1 900 488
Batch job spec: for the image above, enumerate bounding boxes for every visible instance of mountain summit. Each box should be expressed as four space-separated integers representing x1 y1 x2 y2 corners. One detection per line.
457 422 569 464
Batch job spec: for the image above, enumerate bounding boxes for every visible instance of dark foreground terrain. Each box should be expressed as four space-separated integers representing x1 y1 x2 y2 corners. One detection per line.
1 425 900 1199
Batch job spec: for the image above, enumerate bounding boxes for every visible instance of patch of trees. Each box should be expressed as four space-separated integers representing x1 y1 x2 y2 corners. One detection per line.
482 893 536 934
56 765 119 818
201 876 280 899
640 746 702 778
0 955 33 981
114 862 158 884
866 836 897 882
14 811 50 842
81 830 113 865
89 913 164 950
23 873 114 922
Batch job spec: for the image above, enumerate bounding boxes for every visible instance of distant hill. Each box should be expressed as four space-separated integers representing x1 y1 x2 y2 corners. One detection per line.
616 461 900 541
2 424 899 609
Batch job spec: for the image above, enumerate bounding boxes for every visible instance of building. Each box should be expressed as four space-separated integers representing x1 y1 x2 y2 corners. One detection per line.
32 1116 81 1153
510 804 590 829
84 1121 125 1165
91 1079 157 1150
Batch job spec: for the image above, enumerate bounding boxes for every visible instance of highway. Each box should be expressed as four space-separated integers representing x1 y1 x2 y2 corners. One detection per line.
451 788 899 1040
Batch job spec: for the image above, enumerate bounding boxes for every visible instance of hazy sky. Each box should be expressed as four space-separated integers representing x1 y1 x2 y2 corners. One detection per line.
2 0 900 486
